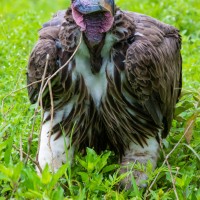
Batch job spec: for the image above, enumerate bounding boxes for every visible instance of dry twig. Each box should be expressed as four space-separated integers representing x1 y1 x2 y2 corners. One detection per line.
25 54 50 165
41 33 83 95
13 145 41 170
20 134 23 162
47 80 54 172
34 33 83 172
159 134 179 200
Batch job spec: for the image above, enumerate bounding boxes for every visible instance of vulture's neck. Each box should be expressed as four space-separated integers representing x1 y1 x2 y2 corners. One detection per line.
61 8 136 73
81 12 111 73
83 32 107 73
83 12 108 48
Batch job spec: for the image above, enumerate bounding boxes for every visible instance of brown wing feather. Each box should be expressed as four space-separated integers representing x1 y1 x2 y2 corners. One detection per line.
27 9 81 106
125 13 182 138
27 39 58 104
27 11 66 104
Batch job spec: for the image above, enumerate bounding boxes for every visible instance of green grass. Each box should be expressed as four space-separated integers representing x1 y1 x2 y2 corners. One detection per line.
0 0 200 199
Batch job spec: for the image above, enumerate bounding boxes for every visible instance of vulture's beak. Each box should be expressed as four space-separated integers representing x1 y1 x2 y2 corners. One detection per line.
73 0 114 16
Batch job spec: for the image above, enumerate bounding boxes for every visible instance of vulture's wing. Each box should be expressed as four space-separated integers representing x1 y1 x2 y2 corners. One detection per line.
27 11 66 104
125 13 182 138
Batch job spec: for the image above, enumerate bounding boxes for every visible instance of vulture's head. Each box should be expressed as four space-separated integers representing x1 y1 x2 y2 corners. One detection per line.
71 0 115 45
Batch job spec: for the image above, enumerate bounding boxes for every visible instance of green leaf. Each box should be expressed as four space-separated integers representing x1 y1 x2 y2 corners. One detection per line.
23 189 43 198
86 148 98 172
12 162 23 181
102 164 119 173
49 163 68 190
22 167 41 191
77 172 89 183
0 164 12 177
0 173 10 181
0 141 7 152
76 156 87 169
183 143 200 161
1 185 12 194
131 176 141 197
0 124 11 137
96 151 111 172
4 135 14 165
41 165 52 185
51 187 64 200
75 188 86 200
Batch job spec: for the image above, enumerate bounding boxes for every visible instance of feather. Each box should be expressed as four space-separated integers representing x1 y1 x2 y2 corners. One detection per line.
27 6 181 157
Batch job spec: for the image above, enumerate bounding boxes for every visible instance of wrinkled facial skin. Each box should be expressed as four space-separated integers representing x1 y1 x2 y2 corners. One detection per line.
71 0 115 44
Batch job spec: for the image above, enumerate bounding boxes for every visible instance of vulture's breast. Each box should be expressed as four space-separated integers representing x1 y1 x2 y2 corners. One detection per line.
72 33 116 107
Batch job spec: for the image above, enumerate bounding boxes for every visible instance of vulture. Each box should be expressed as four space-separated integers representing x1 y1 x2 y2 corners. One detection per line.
27 0 182 188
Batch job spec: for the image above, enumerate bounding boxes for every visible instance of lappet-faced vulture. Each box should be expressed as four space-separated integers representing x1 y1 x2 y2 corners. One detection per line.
27 0 182 188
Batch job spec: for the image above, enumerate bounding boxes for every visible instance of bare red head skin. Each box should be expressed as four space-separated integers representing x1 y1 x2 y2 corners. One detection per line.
71 0 115 46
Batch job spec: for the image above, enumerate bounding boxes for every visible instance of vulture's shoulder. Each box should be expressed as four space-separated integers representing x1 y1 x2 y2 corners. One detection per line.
27 8 80 104
27 10 67 104
124 11 181 46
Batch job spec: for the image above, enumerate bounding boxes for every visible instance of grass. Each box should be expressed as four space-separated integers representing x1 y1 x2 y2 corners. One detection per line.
0 0 200 199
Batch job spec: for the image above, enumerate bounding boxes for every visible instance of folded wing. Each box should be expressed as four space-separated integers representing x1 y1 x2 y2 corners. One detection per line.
125 13 182 137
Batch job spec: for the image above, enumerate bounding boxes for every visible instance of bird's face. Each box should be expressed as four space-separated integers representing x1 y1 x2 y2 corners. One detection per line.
71 0 115 44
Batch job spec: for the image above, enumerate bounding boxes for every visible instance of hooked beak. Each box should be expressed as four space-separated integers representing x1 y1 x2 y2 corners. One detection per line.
73 0 114 16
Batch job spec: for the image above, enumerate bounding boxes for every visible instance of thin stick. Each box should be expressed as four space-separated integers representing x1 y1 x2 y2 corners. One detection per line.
41 33 83 95
35 100 44 172
144 119 195 199
159 134 179 200
48 80 54 172
34 33 82 172
13 145 41 170
35 73 45 167
25 54 50 164
20 134 23 162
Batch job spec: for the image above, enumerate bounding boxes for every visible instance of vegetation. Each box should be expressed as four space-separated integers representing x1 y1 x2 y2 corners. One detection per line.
0 0 199 199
